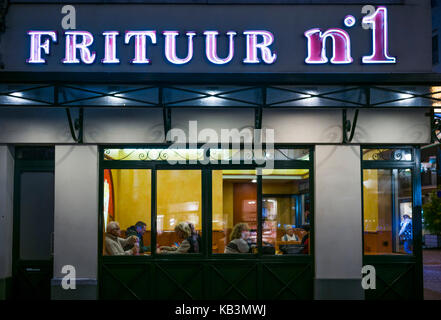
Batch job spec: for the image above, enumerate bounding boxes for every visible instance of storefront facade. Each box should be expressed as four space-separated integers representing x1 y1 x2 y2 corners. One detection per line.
0 0 438 300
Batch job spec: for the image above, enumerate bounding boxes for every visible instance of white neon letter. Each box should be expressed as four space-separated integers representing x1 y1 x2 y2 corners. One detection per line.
163 31 195 65
125 31 157 64
362 6 396 64
204 31 236 65
62 31 96 64
243 30 277 64
26 31 57 64
304 28 353 64
102 31 120 64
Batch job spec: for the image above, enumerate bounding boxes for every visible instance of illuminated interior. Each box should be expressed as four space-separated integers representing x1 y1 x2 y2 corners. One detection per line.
363 169 413 255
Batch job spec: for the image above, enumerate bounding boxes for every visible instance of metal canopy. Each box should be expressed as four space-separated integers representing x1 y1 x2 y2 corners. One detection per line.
1 83 441 108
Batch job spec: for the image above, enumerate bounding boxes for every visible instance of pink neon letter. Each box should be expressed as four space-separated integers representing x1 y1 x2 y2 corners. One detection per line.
125 31 157 64
163 31 195 65
26 31 57 64
362 7 396 64
304 28 353 64
102 31 120 64
62 31 96 64
243 31 276 64
204 31 236 65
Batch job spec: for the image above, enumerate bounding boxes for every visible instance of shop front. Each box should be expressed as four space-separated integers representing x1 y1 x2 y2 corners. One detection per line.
0 0 438 300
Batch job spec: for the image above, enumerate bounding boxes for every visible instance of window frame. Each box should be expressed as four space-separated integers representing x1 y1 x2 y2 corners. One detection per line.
361 145 423 260
98 144 314 261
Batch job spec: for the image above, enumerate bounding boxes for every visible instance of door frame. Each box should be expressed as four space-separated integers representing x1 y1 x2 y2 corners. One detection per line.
361 146 423 300
12 156 55 299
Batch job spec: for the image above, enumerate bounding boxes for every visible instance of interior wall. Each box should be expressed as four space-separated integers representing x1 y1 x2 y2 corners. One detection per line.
156 170 202 231
111 169 152 231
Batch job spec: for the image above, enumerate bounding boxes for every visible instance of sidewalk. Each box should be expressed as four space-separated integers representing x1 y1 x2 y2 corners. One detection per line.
423 249 441 300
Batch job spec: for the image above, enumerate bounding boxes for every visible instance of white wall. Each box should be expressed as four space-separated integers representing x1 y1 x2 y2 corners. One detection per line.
0 108 74 143
352 109 431 144
0 108 431 145
84 108 164 143
171 108 255 143
314 145 363 298
0 146 14 280
263 109 342 143
53 146 98 279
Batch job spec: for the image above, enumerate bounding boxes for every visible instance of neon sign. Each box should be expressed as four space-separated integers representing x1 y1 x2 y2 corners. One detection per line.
26 7 396 67
362 7 396 64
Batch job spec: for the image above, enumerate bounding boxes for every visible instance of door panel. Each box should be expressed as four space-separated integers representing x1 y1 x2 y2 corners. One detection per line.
13 169 54 300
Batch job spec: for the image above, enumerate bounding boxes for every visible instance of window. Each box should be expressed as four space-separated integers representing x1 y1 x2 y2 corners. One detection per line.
212 170 257 254
262 169 311 255
156 170 202 254
103 169 152 256
363 168 413 255
102 147 312 257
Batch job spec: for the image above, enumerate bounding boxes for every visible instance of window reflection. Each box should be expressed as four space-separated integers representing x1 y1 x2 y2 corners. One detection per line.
363 169 413 255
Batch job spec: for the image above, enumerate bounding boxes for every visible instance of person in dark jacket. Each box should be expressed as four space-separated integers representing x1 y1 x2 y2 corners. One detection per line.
124 221 151 254
301 225 311 254
187 222 201 253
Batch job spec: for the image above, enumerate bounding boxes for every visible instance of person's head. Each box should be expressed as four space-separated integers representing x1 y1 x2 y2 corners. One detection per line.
135 221 147 235
301 225 311 233
187 222 196 235
107 221 121 237
174 222 192 240
230 223 250 241
285 225 294 236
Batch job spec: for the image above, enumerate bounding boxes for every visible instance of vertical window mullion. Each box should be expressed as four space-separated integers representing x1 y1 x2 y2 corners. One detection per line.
257 172 263 257
151 168 157 257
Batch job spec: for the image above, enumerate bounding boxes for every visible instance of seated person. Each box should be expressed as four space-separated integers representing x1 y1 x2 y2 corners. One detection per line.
105 221 138 256
187 222 201 253
159 222 198 254
281 225 299 242
124 221 151 254
224 223 251 254
300 225 311 254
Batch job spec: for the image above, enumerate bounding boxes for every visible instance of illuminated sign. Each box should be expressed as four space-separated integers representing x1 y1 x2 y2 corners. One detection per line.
25 7 395 67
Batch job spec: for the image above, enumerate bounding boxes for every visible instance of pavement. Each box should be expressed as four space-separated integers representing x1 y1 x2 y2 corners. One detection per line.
424 249 441 300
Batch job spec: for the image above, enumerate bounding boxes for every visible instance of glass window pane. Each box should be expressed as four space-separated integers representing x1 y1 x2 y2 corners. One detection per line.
104 148 204 161
262 169 311 255
363 169 413 255
212 170 257 254
156 170 202 254
362 148 412 161
103 169 151 256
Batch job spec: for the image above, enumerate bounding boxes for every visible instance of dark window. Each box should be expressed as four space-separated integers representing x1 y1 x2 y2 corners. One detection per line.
434 34 439 65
